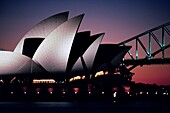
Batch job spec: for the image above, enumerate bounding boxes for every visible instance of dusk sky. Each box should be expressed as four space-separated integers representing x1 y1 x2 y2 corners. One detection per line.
0 0 170 85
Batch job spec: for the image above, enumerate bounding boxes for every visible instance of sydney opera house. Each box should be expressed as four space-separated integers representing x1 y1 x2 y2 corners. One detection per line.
0 11 131 83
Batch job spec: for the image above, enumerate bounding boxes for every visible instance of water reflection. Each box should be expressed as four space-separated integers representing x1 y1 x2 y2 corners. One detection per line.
0 101 169 113
33 102 73 107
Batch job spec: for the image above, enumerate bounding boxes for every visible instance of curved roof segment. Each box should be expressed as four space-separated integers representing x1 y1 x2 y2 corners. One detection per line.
110 46 131 66
70 33 104 75
14 11 69 54
83 33 104 72
32 14 84 73
92 44 131 72
66 31 91 73
0 51 44 75
66 31 102 74
69 33 104 76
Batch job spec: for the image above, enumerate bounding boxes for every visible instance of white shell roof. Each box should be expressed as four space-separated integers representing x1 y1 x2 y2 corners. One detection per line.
32 14 84 73
0 51 44 75
83 34 104 72
14 12 69 54
70 33 104 76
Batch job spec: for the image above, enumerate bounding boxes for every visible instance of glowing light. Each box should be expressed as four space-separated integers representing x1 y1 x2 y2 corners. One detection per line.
112 87 118 91
50 92 53 94
48 88 53 92
163 92 166 95
124 86 130 93
105 71 109 75
69 78 74 82
36 88 41 93
73 88 79 93
155 91 157 95
74 76 81 80
33 79 56 83
63 92 65 94
140 92 143 94
0 79 4 83
69 76 82 82
90 74 92 79
37 92 40 94
95 71 105 77
89 92 91 94
75 92 77 94
113 92 117 97
102 92 104 94
82 75 85 79
11 92 13 94
146 92 148 95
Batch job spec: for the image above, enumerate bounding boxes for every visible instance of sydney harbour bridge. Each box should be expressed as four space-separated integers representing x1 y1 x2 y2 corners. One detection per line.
119 22 170 73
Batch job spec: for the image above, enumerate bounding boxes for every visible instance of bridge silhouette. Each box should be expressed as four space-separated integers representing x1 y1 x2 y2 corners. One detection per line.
118 22 170 71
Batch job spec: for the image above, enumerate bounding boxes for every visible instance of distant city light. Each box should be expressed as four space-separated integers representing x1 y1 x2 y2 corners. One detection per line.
48 88 53 92
95 71 104 77
82 75 85 79
69 76 84 82
113 92 117 97
0 79 4 83
33 79 56 83
163 92 166 95
73 88 79 93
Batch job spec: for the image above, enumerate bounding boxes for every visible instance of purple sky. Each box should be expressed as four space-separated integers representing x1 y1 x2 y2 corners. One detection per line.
0 0 170 85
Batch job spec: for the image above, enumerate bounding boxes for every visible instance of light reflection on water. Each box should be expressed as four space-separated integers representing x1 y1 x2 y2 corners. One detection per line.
0 101 169 113
33 102 73 107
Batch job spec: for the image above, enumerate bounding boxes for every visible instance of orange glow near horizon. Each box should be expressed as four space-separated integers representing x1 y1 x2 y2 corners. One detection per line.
132 65 170 85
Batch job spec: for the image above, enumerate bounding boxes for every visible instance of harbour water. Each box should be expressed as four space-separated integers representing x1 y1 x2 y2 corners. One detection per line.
0 101 169 113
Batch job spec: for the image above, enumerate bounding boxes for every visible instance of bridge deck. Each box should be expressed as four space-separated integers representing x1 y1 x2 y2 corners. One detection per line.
124 58 170 66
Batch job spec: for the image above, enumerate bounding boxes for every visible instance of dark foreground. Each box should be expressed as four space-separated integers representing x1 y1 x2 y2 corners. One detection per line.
0 101 170 113
0 83 170 113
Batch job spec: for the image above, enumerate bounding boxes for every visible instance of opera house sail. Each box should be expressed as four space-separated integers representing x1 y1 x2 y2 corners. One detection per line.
0 11 131 82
